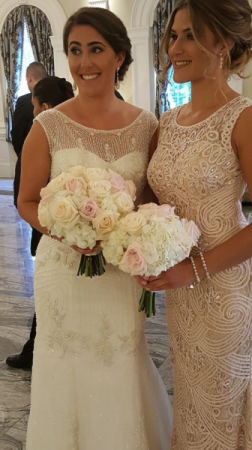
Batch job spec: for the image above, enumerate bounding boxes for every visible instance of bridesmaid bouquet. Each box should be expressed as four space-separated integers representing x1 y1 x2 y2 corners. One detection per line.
101 203 201 317
38 165 137 277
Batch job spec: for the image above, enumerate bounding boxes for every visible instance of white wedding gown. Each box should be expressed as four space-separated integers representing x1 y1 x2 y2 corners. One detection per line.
26 109 173 450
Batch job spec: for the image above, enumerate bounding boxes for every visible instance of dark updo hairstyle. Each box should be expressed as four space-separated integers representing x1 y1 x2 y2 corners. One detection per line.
33 76 74 106
63 7 133 82
160 0 252 80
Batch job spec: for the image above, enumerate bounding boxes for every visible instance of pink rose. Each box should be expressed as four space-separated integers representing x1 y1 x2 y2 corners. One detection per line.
182 219 201 246
158 204 176 218
119 242 147 276
139 203 175 219
66 177 87 194
79 197 100 221
125 180 137 201
107 169 127 194
138 203 159 215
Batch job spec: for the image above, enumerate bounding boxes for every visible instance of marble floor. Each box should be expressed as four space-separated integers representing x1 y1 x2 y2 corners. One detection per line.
0 179 173 450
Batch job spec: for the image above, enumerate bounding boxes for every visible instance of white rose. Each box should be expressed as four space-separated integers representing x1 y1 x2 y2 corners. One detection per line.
69 165 86 178
88 180 112 197
49 173 67 193
120 212 146 235
92 211 120 236
85 168 109 182
40 185 54 204
113 192 134 214
100 196 119 213
38 204 52 229
50 196 79 229
138 202 159 215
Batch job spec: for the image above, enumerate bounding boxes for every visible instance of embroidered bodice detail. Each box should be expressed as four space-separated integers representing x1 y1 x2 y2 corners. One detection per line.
148 96 251 252
148 96 252 450
36 109 157 205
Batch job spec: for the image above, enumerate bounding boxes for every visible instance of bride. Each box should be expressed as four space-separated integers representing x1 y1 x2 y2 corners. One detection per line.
18 7 173 450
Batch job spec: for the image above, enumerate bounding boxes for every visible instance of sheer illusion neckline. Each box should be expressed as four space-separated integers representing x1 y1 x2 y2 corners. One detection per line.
53 109 145 133
174 95 242 129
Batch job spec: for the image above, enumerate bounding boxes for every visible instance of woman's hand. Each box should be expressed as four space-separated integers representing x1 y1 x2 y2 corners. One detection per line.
135 258 196 291
70 242 101 255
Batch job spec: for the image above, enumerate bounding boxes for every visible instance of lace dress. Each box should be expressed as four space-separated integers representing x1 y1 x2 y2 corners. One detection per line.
148 96 252 450
26 109 173 450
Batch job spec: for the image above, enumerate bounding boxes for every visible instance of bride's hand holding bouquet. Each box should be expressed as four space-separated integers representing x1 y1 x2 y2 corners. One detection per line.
38 166 137 277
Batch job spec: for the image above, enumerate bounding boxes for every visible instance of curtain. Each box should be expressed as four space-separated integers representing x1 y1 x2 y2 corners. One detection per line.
24 6 54 76
0 7 25 141
153 0 176 118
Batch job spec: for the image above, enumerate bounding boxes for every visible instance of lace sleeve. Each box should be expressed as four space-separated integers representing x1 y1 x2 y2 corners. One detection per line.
34 110 62 155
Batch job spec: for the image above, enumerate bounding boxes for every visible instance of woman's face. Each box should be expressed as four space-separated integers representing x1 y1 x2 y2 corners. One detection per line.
32 97 49 118
168 8 223 84
67 25 125 96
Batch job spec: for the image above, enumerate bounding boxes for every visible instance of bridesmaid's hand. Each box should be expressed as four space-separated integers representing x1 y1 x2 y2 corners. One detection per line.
138 259 196 291
71 242 101 255
135 275 150 287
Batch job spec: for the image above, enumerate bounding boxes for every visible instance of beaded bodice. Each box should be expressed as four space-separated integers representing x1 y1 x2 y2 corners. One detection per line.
35 109 157 204
148 96 252 251
148 96 252 450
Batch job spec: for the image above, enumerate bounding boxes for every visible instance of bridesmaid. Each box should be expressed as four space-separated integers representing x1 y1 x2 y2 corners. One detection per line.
139 0 252 448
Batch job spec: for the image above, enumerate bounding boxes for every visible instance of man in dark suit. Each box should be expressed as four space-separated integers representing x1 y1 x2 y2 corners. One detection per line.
6 62 47 370
12 62 47 209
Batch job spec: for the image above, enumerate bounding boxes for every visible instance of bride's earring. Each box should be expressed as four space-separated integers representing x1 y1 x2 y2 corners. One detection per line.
115 68 120 89
219 53 224 70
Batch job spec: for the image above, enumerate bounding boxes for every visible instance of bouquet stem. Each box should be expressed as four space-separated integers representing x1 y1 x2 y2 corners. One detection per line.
77 252 106 277
138 288 156 318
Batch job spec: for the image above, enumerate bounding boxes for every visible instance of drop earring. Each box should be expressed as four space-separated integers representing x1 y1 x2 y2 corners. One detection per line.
219 53 224 70
115 68 120 89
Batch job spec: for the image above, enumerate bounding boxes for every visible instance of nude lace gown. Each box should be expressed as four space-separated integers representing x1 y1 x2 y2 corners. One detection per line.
148 96 252 450
26 109 173 450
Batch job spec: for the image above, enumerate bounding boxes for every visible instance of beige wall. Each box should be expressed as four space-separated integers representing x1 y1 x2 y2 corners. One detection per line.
58 0 89 18
58 0 135 27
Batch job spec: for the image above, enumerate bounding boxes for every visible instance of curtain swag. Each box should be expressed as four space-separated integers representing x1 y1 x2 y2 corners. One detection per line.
153 0 176 119
0 5 54 141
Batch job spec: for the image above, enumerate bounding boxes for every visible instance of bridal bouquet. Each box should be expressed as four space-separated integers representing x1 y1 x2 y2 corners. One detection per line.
101 203 201 317
38 165 137 277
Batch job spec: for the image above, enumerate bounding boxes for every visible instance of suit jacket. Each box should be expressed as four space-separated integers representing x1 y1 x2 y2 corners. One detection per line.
12 93 34 207
11 93 34 157
12 93 42 255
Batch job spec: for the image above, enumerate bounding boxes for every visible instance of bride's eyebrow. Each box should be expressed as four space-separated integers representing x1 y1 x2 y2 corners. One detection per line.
69 40 81 46
87 41 106 47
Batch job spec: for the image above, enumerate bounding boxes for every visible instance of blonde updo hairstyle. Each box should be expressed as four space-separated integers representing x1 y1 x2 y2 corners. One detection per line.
160 0 252 80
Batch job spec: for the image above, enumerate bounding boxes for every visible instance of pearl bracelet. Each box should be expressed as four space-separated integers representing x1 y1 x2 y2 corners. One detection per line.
189 256 201 284
199 252 210 279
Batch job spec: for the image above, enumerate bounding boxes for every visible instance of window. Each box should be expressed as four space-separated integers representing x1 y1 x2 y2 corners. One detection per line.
17 18 35 97
88 0 109 8
167 67 191 108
